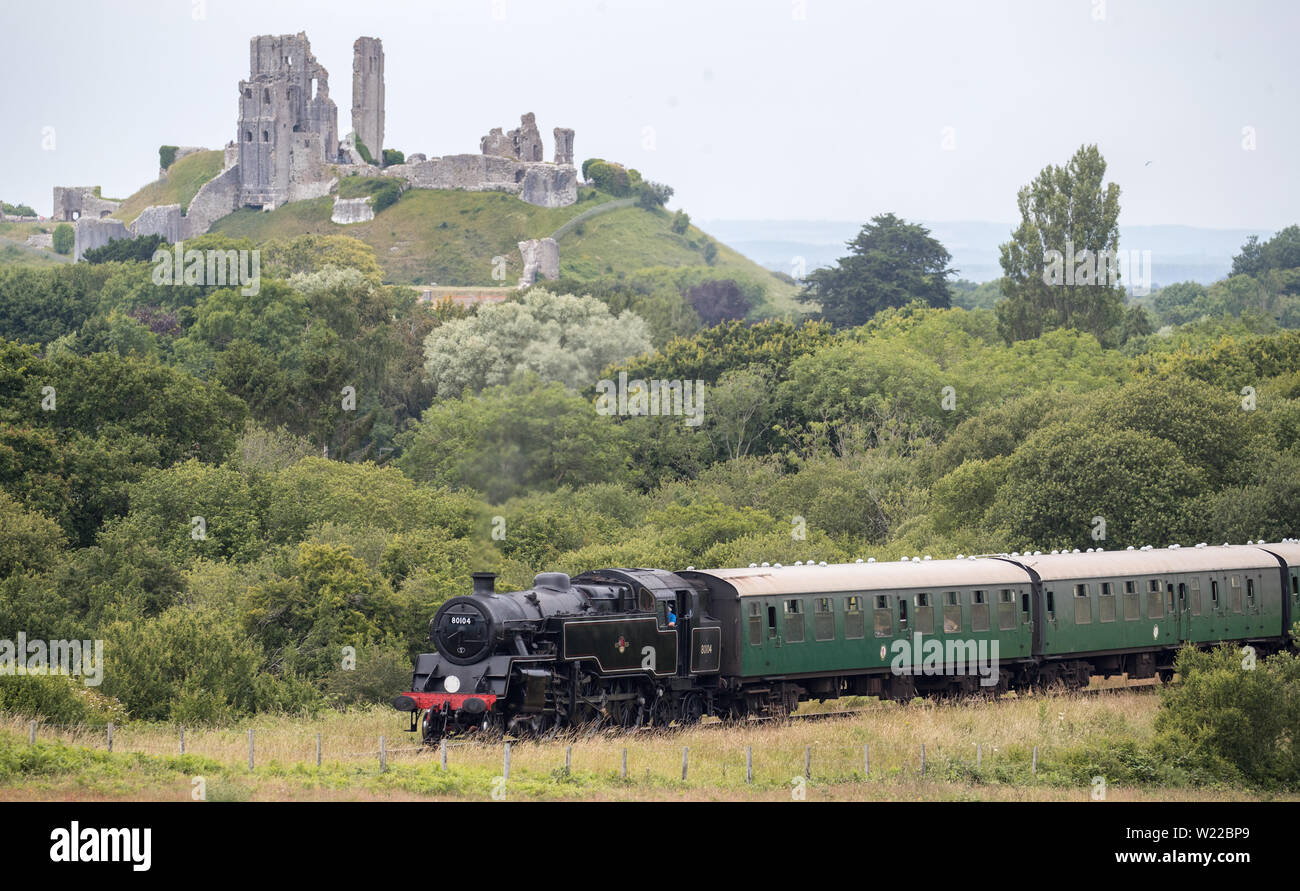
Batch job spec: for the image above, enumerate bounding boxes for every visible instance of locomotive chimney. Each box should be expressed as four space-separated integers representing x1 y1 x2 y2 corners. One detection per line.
472 572 496 595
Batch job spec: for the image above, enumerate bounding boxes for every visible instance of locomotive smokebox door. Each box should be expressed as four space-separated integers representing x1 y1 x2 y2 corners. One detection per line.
521 669 549 710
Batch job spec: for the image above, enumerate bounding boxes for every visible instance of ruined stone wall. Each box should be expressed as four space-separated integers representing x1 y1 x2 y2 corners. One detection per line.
182 164 242 239
129 204 183 242
74 218 129 261
52 187 121 222
351 37 385 159
521 165 578 208
331 196 374 224
553 128 574 166
517 237 559 287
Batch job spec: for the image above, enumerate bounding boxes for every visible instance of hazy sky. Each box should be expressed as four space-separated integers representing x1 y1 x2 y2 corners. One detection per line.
1 0 1295 228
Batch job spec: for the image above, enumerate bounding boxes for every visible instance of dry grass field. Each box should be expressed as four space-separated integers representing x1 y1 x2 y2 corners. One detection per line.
1 684 1292 802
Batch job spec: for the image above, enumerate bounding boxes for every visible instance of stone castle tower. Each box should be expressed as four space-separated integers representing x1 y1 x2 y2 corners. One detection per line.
237 32 338 209
351 37 385 161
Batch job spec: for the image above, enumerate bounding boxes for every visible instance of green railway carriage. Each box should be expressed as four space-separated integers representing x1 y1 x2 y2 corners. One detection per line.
682 559 1032 701
397 544 1299 739
1005 546 1290 683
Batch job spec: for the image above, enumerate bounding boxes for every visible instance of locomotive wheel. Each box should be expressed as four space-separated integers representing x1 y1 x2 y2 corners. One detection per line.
650 692 675 727
678 692 706 724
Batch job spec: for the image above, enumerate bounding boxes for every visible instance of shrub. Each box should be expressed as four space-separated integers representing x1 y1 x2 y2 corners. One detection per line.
702 240 719 265
0 671 126 726
671 209 691 234
635 180 674 209
354 137 375 165
371 181 402 213
159 145 179 170
581 157 604 180
81 234 166 264
586 160 632 197
1153 639 1300 788
51 223 74 256
382 148 405 167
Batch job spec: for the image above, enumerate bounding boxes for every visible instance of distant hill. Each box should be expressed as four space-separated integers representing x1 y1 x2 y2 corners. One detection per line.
206 182 801 314
701 219 1278 287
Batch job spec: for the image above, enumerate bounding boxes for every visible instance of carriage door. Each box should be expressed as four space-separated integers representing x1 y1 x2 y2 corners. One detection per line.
1176 580 1190 641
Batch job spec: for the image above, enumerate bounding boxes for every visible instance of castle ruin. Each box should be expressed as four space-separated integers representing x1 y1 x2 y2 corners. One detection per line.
351 37 385 163
57 30 579 260
236 32 340 209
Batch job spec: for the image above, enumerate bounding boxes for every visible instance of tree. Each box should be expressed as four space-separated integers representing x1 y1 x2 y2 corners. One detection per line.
396 375 632 502
421 289 652 396
1232 225 1300 279
686 279 751 326
671 210 691 234
797 213 953 327
634 180 673 209
995 144 1125 344
52 223 73 256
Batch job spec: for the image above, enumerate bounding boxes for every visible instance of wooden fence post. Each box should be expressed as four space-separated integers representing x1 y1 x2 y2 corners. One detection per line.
107 722 113 753
248 728 254 771
29 721 36 745
503 742 511 781
565 745 572 776
864 744 869 777
746 746 753 784
804 746 811 780
976 743 981 768
379 736 387 773
179 726 185 756
681 747 689 781
440 739 447 771
920 743 926 774
1032 745 1038 775
621 748 627 779
316 733 322 767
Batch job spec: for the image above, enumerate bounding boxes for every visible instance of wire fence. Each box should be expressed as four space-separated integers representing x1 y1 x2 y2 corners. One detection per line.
3 713 1098 787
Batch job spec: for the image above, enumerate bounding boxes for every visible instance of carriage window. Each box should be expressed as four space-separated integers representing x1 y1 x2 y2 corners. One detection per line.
845 596 865 640
1099 582 1116 623
1021 592 1031 621
874 597 892 638
971 590 990 632
899 600 909 630
1211 581 1219 611
1074 584 1092 625
1188 577 1201 616
998 589 1016 630
943 591 961 633
1230 576 1243 613
1246 578 1256 610
1124 580 1140 620
914 593 934 635
784 599 805 643
1167 584 1175 614
1292 573 1299 598
1148 579 1163 619
767 605 777 638
1046 590 1056 621
814 597 835 641
748 602 763 646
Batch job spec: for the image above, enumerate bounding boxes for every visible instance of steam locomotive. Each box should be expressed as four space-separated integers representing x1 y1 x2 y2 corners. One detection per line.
393 543 1300 742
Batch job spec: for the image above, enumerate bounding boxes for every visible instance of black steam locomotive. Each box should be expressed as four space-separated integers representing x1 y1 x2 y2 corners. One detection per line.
393 568 722 740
